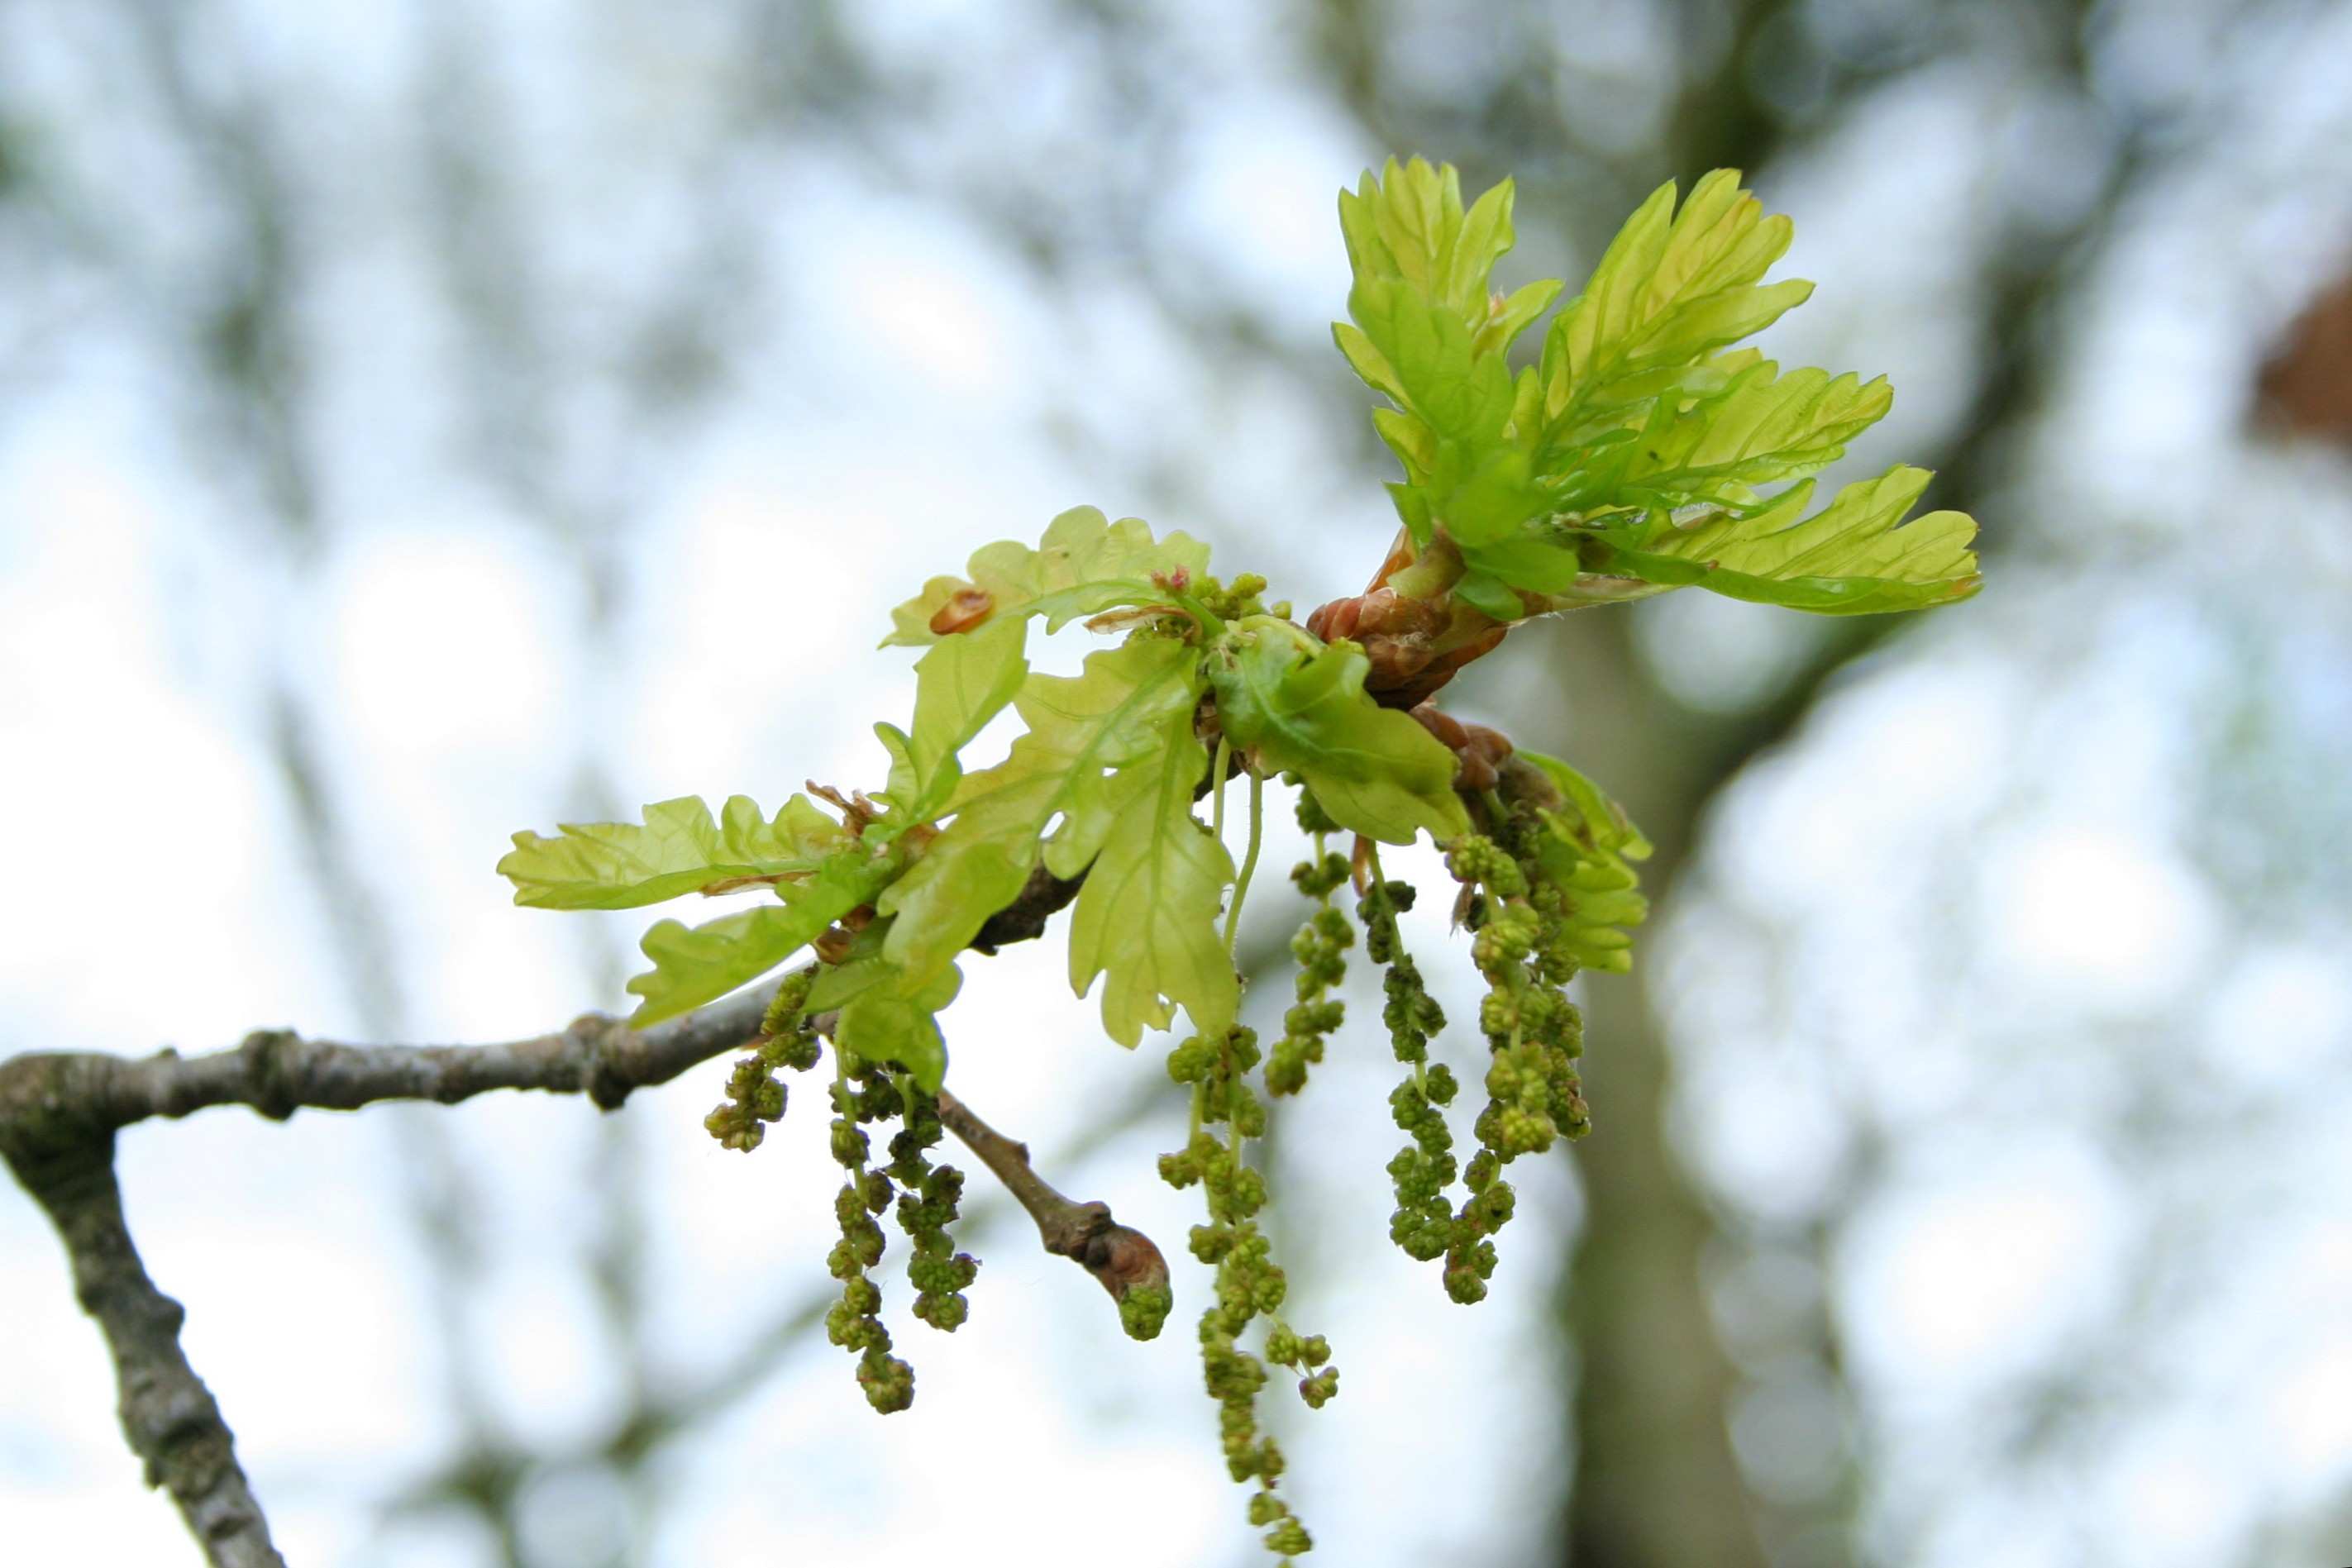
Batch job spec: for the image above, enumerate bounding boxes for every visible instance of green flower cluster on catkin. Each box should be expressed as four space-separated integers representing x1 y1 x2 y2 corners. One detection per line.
825 1062 916 1413
1358 875 1469 1271
1268 839 1352 1098
884 1083 980 1332
1160 1023 1331 1562
1439 825 1593 1304
704 967 823 1152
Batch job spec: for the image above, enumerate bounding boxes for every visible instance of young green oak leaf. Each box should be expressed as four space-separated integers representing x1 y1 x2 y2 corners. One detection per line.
1614 356 1894 501
1333 160 1981 627
1333 159 1558 552
1517 749 1651 974
499 793 850 910
885 506 1212 646
798 919 965 1091
1538 169 1812 442
1607 465 1981 614
837 957 962 1093
1338 155 1529 327
1344 279 1514 450
1063 680 1237 1046
624 846 895 1025
878 636 1211 1016
875 614 1030 822
1209 617 1470 844
834 978 958 1093
1519 749 1652 864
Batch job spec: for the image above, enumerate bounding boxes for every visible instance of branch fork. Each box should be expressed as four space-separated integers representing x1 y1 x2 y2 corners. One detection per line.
2 978 1170 1566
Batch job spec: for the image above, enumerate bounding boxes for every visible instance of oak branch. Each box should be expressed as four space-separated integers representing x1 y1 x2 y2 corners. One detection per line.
0 955 1162 1567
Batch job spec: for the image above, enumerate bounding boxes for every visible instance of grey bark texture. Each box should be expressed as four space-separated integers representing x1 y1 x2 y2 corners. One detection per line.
0 986 780 1567
0 942 1148 1566
6 1120 285 1567
934 1085 1169 1308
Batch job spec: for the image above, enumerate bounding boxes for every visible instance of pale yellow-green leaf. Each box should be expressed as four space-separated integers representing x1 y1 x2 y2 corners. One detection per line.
501 794 847 910
885 508 1210 646
623 848 890 1024
877 636 1208 980
1628 465 1981 613
875 613 1030 822
1543 170 1812 432
1517 749 1649 975
1064 694 1236 1046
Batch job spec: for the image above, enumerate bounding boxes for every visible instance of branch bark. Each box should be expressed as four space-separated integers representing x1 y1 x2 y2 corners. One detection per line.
0 927 1168 1563
934 1087 1168 1311
4 1120 284 1567
0 987 785 1568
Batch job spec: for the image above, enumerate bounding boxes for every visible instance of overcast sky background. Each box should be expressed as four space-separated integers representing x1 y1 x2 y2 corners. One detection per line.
5 2 2352 1566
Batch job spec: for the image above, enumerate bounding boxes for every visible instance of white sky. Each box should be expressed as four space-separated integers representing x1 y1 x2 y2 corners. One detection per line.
8 1 2352 1566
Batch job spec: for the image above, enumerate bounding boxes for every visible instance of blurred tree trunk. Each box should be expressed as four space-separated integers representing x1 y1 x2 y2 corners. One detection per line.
1495 607 1873 1568
1548 612 1766 1568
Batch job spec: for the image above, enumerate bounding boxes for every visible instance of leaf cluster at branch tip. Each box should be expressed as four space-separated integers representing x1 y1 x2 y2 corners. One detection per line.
1333 157 1980 627
500 155 1982 1564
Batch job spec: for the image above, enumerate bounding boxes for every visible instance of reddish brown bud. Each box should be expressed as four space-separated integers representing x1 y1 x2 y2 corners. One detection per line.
1351 589 1448 643
1315 580 1515 705
1382 626 1507 708
1457 725 1515 794
1410 703 1471 752
1462 723 1514 766
1082 1222 1171 1304
928 587 995 636
1363 531 1418 592
812 903 875 964
1410 706 1523 792
1305 596 1358 642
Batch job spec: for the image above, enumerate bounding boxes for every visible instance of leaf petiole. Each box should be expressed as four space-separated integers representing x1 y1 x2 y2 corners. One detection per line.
1209 736 1233 845
1169 589 1225 641
1224 766 1264 957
